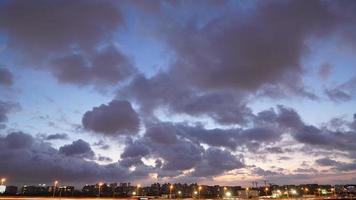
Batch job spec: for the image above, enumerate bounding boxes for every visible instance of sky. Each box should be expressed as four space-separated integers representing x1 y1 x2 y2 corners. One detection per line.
0 0 356 187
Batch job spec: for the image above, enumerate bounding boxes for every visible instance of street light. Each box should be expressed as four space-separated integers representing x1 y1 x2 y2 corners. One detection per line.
264 187 269 196
245 187 249 198
331 188 335 197
178 190 182 198
53 180 58 198
169 184 174 199
1 178 6 185
198 186 202 199
193 190 198 198
137 184 141 196
225 191 232 198
98 182 103 197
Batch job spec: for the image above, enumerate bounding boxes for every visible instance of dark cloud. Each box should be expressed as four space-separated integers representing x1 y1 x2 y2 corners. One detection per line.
153 0 336 95
4 132 34 149
59 139 95 159
325 76 356 102
316 157 341 166
0 0 122 60
145 122 178 144
315 157 356 172
82 100 140 136
45 133 68 140
293 168 318 174
50 46 134 86
93 140 110 150
97 155 113 162
0 0 136 87
121 139 150 158
294 125 356 152
122 74 252 125
325 88 352 102
0 132 137 185
191 148 244 177
0 68 13 86
0 100 20 128
252 167 281 177
265 147 284 154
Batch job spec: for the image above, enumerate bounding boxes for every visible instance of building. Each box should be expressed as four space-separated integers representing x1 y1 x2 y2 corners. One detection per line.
5 186 18 195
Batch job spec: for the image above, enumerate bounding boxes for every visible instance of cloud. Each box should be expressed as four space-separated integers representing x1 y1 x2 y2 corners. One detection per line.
3 132 34 149
0 100 20 129
97 155 113 162
252 167 281 177
45 133 68 140
0 0 122 60
121 74 253 125
325 76 356 102
151 0 336 95
50 46 134 86
191 148 244 177
93 140 110 150
0 0 136 87
82 100 140 136
315 157 356 172
59 139 95 159
293 168 318 174
0 132 139 185
315 157 341 166
0 68 13 86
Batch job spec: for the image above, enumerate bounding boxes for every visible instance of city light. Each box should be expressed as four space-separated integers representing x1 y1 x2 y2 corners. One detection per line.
98 182 103 197
225 191 232 197
169 184 174 199
52 180 58 197
290 189 298 195
1 178 6 185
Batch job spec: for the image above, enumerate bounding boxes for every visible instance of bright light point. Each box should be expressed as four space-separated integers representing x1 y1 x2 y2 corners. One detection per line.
290 189 297 195
225 191 232 197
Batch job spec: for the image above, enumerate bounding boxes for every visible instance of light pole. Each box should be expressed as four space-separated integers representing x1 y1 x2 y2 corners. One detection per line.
264 187 269 196
331 188 335 197
137 184 141 196
245 187 249 199
193 191 198 198
53 180 58 198
169 184 174 199
98 182 103 197
178 190 182 199
1 178 6 185
198 186 202 199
